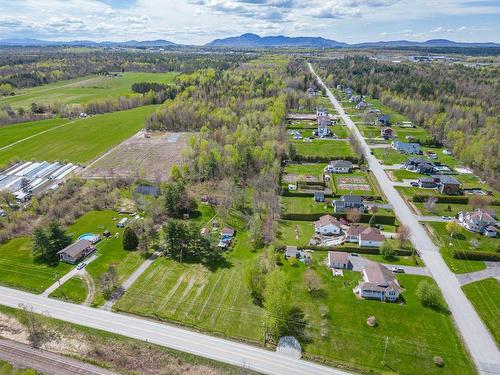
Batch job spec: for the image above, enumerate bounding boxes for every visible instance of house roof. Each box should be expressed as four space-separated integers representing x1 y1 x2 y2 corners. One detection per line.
360 227 385 242
418 177 435 183
407 157 430 164
285 246 298 256
346 226 364 236
328 251 349 264
221 227 235 236
431 175 461 185
342 194 363 204
315 214 341 228
57 239 92 258
329 160 353 168
314 191 325 197
364 262 396 286
469 209 495 224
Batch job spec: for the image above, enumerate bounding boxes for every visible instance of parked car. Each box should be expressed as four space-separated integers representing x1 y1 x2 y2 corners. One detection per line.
441 216 452 220
410 181 419 187
392 267 405 273
351 253 359 257
76 262 87 270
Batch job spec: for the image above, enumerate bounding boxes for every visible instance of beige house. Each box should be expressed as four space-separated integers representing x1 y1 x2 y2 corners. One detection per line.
355 263 401 302
327 251 350 269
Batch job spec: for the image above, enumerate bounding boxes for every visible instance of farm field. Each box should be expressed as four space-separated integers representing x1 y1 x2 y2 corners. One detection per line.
81 131 190 181
292 139 355 160
277 253 474 374
0 72 177 109
114 223 266 344
0 105 157 168
462 278 500 345
0 117 71 149
67 210 145 306
0 236 72 293
49 276 88 304
424 222 498 273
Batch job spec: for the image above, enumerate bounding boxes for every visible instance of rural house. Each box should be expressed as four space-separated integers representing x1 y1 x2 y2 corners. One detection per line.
314 215 342 235
285 246 305 259
333 194 364 213
380 127 393 139
326 160 353 174
405 158 435 174
221 227 235 240
57 239 95 264
327 251 351 269
355 263 401 302
432 175 462 195
392 141 421 154
458 209 496 234
314 191 325 202
355 101 368 110
345 226 385 247
378 115 391 126
418 177 437 188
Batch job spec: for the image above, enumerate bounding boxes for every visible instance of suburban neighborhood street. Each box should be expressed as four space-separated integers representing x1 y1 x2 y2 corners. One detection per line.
0 286 352 375
309 63 500 375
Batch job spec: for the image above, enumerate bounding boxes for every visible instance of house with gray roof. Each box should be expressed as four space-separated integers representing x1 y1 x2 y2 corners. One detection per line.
392 141 421 154
57 239 95 264
355 263 402 302
432 175 462 195
333 194 364 213
326 160 353 174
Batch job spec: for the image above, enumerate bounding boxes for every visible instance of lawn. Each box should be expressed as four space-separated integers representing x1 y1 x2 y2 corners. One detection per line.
275 220 315 247
414 202 500 218
283 162 327 178
49 276 88 304
281 196 332 215
389 169 425 182
0 236 72 293
292 139 355 159
0 72 177 109
278 253 474 374
424 222 499 273
68 210 145 306
393 126 431 142
114 217 266 344
462 278 500 345
0 117 71 149
357 124 384 139
0 105 157 168
363 97 409 124
364 253 423 267
373 148 408 165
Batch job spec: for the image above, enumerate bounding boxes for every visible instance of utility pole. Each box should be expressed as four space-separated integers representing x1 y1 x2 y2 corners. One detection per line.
382 336 389 366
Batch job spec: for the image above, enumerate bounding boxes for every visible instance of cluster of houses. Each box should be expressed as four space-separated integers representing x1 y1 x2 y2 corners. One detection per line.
315 107 334 138
417 175 462 195
313 214 385 248
458 209 497 237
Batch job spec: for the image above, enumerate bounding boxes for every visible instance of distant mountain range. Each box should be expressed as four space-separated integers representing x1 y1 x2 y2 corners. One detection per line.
0 34 498 48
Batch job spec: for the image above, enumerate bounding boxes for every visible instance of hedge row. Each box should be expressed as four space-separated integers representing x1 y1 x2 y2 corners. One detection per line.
412 194 500 206
281 212 396 225
294 155 360 164
281 190 334 198
290 245 413 256
453 250 500 262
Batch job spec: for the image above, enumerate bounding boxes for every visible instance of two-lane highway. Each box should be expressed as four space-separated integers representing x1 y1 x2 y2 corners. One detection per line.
309 63 500 375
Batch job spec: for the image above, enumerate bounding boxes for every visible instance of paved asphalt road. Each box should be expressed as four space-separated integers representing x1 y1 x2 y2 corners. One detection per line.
0 286 351 375
457 262 500 286
308 63 500 375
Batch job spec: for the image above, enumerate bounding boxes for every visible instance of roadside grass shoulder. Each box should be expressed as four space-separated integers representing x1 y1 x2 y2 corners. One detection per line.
278 252 474 374
0 237 72 294
49 276 87 304
0 105 157 168
462 278 500 345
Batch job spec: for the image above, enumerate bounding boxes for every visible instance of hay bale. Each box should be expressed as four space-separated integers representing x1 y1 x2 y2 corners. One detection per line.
433 356 444 367
367 316 377 327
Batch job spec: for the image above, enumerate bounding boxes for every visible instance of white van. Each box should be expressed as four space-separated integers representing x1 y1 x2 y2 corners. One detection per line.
117 217 128 228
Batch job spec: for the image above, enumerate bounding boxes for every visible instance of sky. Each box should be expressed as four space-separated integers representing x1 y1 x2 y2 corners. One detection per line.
0 0 499 44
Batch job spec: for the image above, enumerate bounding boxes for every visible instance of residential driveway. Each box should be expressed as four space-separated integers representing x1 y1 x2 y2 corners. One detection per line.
41 254 98 297
365 202 393 210
416 215 453 223
381 164 404 170
368 143 391 149
309 63 500 374
348 255 430 276
457 262 500 286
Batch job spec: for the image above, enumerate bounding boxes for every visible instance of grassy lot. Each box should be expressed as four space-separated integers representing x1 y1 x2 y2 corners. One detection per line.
389 169 424 182
414 202 500 218
283 163 327 177
332 171 374 195
287 121 317 130
115 215 266 344
0 105 157 168
357 124 383 139
364 253 423 267
49 276 88 304
0 72 177 109
68 210 144 306
292 140 355 159
424 222 498 273
0 237 72 293
462 278 500 345
278 253 474 374
364 97 409 123
373 148 408 165
275 220 315 247
0 117 71 149
281 196 332 215
393 126 431 141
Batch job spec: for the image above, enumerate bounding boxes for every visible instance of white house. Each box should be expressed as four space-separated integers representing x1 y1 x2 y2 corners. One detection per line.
355 263 401 302
345 226 385 247
458 209 496 234
327 251 350 269
314 215 342 236
326 160 353 174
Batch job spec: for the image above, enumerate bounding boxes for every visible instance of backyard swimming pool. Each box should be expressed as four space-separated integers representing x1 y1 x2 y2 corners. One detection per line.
78 233 99 244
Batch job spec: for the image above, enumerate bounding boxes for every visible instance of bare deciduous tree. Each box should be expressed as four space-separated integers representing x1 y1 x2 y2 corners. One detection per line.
397 225 411 248
346 208 362 223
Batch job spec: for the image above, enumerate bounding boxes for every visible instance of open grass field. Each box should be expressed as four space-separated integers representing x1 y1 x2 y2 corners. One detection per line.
393 126 431 141
67 210 145 306
281 196 332 215
0 237 72 293
0 105 157 169
49 276 88 304
424 222 498 273
462 278 500 345
0 72 177 109
414 201 500 218
283 163 327 178
374 147 459 168
292 140 355 159
275 220 315 247
0 117 71 149
277 253 473 374
114 217 266 344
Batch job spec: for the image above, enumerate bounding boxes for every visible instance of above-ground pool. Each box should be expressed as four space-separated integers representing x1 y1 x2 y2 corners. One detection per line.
78 233 100 244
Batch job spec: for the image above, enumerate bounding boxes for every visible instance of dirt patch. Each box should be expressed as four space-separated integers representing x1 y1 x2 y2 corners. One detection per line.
80 272 96 306
282 173 320 183
337 177 367 184
81 131 191 182
338 183 371 191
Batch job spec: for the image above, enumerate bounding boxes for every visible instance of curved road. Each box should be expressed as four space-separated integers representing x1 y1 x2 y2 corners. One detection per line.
0 286 351 375
308 63 500 375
